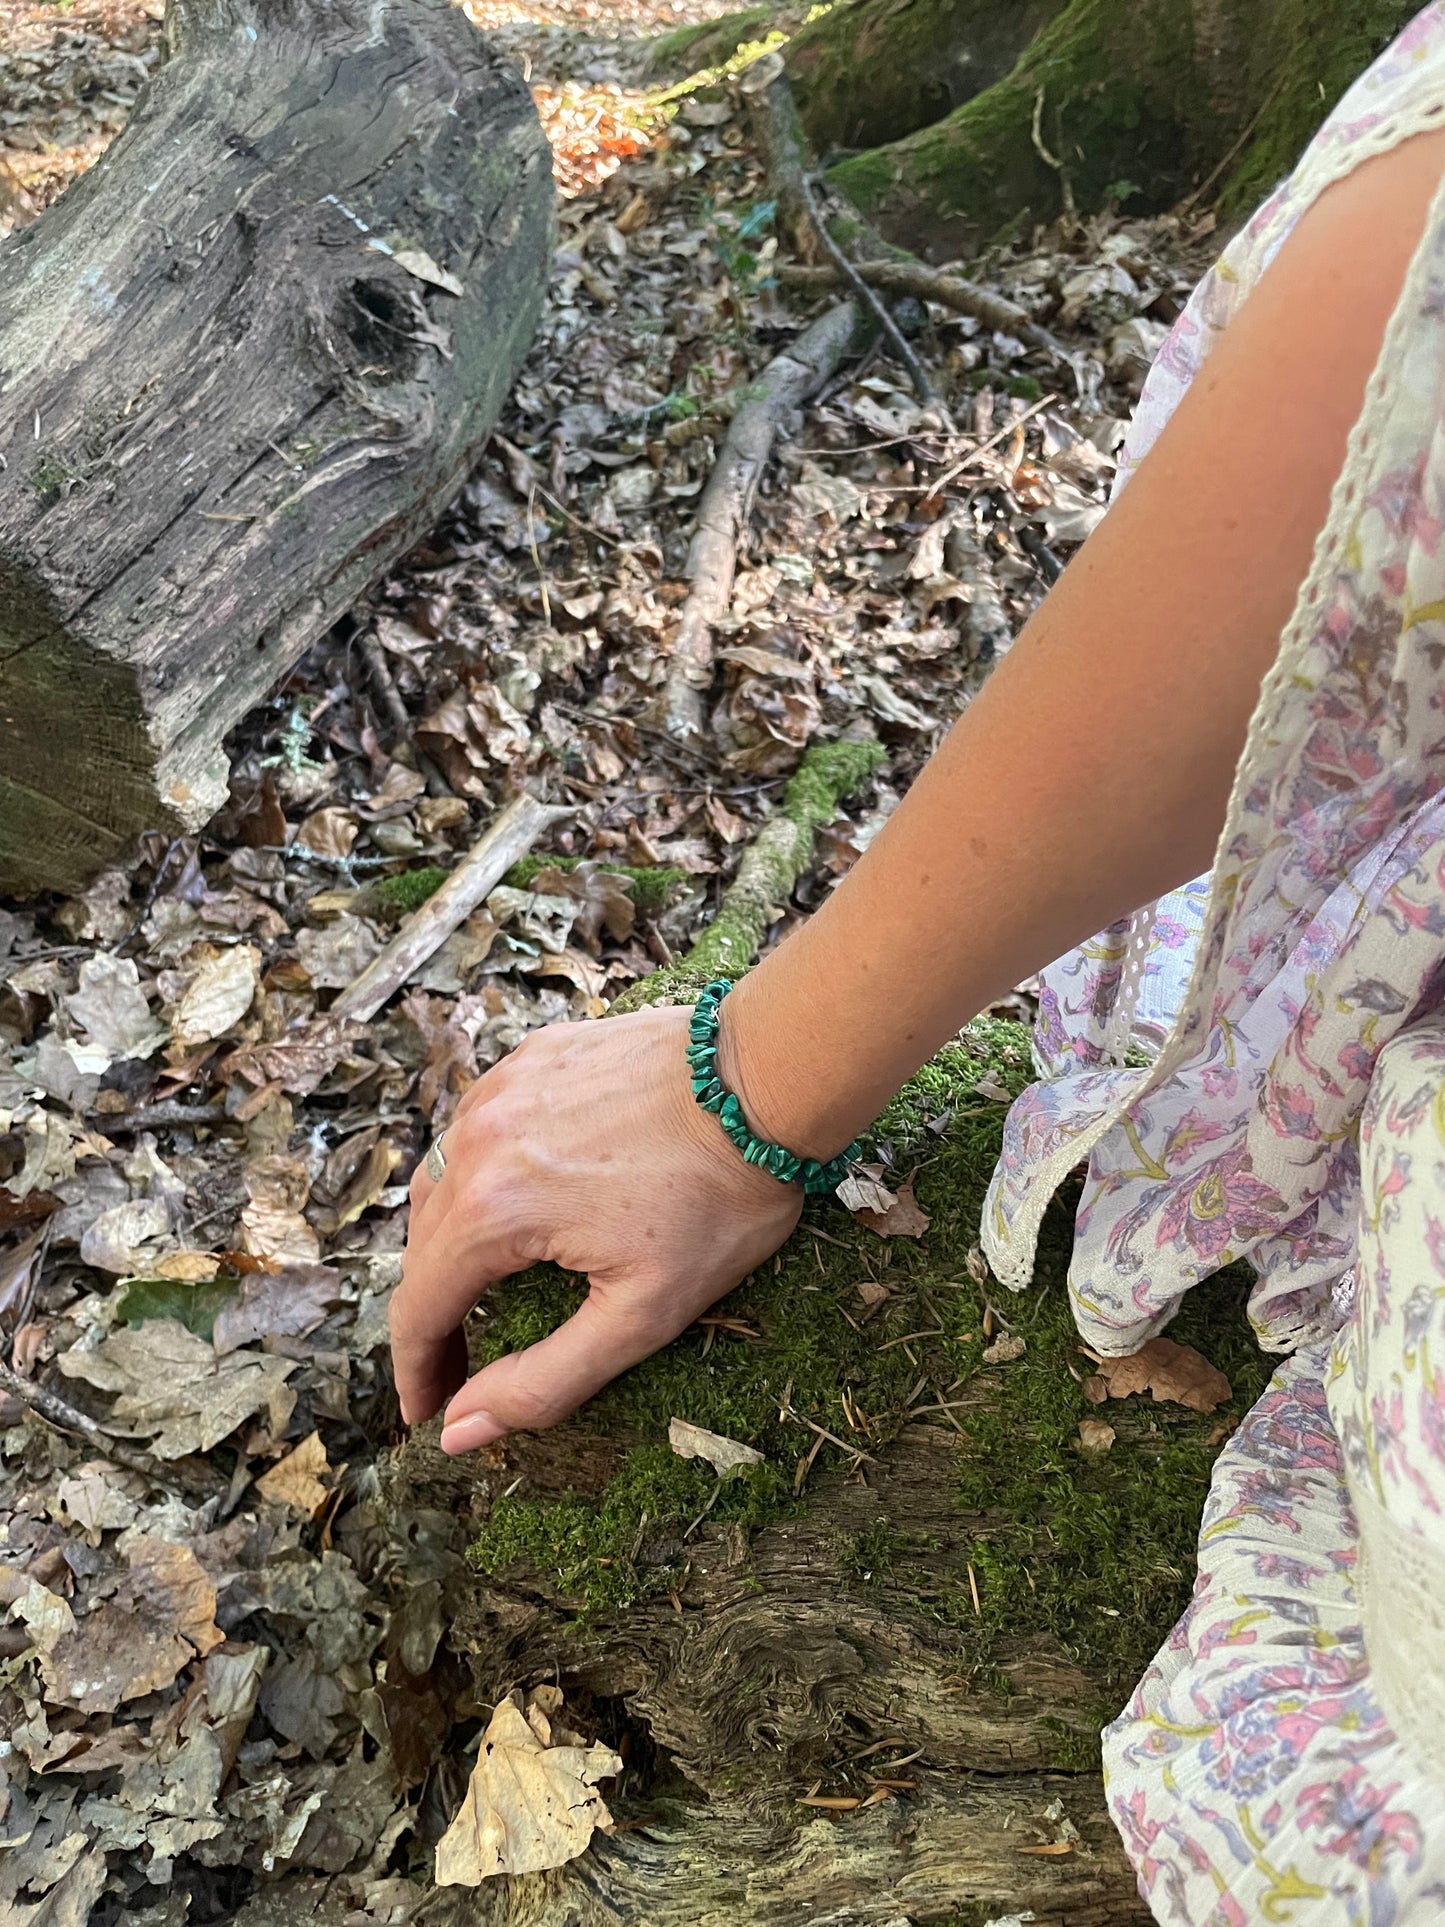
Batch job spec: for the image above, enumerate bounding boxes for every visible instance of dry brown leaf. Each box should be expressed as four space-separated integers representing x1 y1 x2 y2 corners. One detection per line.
78 1196 171 1274
38 1537 221 1714
435 1693 622 1884
1078 1418 1116 1456
836 1170 897 1216
854 1174 930 1240
211 1263 340 1356
1092 1337 1232 1414
256 1430 331 1515
668 1417 764 1479
297 807 359 859
240 1197 321 1268
169 944 259 1046
152 1249 224 1281
63 953 166 1060
56 1316 297 1458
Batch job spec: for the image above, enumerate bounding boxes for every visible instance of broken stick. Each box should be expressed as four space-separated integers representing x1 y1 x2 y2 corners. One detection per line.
333 792 572 1023
0 1357 194 1496
660 301 871 739
776 259 1067 361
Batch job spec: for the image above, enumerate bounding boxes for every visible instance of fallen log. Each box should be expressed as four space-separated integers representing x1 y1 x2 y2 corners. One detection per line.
0 0 554 898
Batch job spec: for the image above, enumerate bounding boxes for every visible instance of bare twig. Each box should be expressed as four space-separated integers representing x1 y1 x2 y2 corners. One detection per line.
332 792 572 1022
775 259 1067 361
86 1100 243 1135
796 171 944 416
1031 86 1075 219
0 1357 193 1494
360 628 412 737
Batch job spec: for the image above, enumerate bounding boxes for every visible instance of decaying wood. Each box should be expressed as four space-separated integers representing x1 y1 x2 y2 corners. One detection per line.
333 794 572 1023
660 302 869 738
778 258 1067 357
738 50 824 266
0 0 553 898
393 1425 1150 1925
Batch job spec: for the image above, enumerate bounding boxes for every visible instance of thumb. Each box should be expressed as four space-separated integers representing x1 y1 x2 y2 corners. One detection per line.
437 1286 683 1453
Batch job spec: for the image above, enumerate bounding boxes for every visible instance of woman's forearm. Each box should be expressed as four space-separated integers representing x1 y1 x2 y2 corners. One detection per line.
722 128 1445 1158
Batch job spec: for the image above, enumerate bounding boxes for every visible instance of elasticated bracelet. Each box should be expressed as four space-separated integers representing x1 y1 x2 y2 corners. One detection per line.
687 977 859 1196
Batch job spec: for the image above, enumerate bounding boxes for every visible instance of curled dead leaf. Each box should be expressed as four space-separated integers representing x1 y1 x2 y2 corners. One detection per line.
1091 1337 1232 1414
435 1692 621 1883
668 1417 764 1479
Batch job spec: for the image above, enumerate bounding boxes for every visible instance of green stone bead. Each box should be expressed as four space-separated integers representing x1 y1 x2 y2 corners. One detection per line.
719 1094 744 1130
701 1091 727 1114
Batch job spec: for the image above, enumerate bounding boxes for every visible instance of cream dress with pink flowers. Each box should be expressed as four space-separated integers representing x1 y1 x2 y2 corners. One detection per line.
982 10 1445 1922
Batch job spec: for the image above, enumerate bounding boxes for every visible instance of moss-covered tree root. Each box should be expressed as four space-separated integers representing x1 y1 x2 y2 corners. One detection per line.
823 0 1419 256
385 1020 1267 1923
614 736 887 1009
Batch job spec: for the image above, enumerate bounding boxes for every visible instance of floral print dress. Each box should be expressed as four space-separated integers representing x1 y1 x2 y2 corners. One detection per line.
979 10 1445 1921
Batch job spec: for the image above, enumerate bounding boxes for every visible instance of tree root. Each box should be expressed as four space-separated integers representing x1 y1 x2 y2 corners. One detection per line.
658 300 871 739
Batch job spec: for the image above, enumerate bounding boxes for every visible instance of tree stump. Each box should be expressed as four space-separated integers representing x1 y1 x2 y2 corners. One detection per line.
0 0 553 897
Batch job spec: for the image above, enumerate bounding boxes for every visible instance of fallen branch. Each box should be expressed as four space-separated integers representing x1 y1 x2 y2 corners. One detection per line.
614 738 886 1010
333 793 572 1023
660 301 870 739
740 51 940 415
775 260 1067 360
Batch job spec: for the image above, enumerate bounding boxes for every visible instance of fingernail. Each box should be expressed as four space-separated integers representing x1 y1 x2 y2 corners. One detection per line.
440 1410 506 1454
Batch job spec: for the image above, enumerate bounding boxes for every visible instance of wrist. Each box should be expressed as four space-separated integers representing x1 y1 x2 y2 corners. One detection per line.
713 968 862 1164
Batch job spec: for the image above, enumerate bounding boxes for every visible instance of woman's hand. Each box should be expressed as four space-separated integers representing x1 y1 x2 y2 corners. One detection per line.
389 1003 803 1453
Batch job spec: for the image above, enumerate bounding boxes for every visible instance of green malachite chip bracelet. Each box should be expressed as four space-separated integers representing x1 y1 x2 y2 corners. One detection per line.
687 977 859 1196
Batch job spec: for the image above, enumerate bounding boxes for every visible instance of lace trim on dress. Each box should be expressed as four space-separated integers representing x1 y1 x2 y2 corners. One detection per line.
1351 1468 1445 1785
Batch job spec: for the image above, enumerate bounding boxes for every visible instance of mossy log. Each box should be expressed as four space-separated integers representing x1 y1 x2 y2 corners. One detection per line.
0 0 552 898
385 1022 1271 1922
818 0 1419 256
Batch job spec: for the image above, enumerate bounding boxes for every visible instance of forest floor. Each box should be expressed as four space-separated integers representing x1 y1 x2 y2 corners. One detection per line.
0 3 1245 1923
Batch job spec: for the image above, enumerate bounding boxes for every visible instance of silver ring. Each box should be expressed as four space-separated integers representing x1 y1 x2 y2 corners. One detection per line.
425 1133 447 1184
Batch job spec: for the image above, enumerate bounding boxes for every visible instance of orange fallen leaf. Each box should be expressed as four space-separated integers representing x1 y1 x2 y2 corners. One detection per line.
1091 1337 1231 1414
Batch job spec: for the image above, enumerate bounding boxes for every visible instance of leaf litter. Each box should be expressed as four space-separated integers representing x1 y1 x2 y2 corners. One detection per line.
0 0 1230 1914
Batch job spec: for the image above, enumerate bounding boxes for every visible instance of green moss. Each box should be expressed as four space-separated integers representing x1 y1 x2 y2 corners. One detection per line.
469 1014 1269 1701
1218 0 1419 217
643 6 779 81
615 738 885 1010
363 858 686 924
787 0 1068 157
369 865 449 919
827 0 1416 256
503 854 689 915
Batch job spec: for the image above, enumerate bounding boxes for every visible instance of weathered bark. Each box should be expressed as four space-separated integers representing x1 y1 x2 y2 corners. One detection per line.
394 1427 1152 1927
0 0 553 898
822 0 1420 255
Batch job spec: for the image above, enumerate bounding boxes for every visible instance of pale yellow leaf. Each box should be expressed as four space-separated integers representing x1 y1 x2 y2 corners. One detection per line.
435 1695 621 1883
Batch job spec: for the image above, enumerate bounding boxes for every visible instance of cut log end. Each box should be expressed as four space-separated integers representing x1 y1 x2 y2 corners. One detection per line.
0 0 554 896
